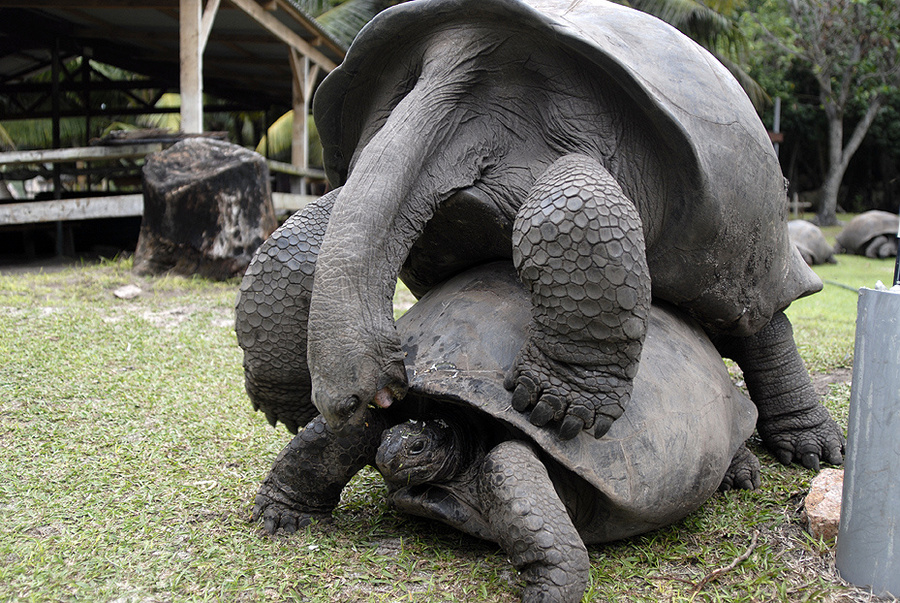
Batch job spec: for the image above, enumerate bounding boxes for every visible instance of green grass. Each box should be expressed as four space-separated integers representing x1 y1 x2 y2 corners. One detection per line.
0 252 886 602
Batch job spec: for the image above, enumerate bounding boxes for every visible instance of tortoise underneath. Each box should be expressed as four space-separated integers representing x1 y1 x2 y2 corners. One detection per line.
253 263 761 602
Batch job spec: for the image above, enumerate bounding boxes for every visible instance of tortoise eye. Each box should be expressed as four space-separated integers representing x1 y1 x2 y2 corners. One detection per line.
335 396 359 419
409 439 427 455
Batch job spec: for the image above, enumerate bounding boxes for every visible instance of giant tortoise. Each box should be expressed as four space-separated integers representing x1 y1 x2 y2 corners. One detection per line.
788 220 837 265
253 263 760 602
834 210 899 259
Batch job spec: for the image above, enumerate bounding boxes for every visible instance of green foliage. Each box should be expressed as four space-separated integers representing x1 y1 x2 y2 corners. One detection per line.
0 58 170 151
785 0 900 104
315 0 399 48
255 112 324 167
739 0 900 214
627 0 746 53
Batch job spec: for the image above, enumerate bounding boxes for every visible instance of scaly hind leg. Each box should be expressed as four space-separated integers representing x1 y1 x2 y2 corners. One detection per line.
714 311 845 470
506 154 651 440
235 189 338 433
253 409 389 534
479 441 590 603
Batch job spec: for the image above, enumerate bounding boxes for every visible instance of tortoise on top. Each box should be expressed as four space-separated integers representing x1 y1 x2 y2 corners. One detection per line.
236 0 842 468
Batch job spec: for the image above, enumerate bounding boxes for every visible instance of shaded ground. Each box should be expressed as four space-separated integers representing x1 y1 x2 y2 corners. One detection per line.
0 251 124 276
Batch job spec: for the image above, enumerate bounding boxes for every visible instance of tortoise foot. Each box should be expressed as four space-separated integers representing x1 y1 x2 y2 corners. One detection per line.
252 412 387 535
719 443 761 491
759 403 845 470
505 338 631 440
252 486 332 535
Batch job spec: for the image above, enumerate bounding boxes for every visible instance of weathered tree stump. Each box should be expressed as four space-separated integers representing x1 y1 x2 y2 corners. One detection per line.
134 138 277 280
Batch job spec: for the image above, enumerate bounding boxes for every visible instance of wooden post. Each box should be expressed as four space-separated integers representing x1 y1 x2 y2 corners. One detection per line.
82 48 92 191
52 37 64 255
289 49 320 194
180 0 203 134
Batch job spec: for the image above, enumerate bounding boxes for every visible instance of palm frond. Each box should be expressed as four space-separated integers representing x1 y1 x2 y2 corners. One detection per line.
315 0 396 47
256 110 294 158
256 110 323 166
0 117 89 150
284 0 334 18
713 52 770 110
137 93 182 132
626 0 745 52
0 123 16 151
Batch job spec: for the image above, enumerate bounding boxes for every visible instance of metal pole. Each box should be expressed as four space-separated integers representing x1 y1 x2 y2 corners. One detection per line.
893 211 899 287
835 287 900 598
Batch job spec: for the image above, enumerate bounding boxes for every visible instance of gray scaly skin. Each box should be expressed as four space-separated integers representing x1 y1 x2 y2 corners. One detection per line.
719 443 762 491
713 312 844 469
252 409 389 533
235 190 337 433
506 154 651 439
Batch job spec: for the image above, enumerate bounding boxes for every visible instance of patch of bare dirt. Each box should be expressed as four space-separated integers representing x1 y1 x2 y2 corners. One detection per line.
811 367 853 396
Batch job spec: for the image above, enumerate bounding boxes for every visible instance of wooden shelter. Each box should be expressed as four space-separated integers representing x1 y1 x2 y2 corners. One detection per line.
0 0 346 250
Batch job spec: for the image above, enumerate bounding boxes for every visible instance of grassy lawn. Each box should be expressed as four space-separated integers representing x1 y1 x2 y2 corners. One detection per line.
0 243 895 602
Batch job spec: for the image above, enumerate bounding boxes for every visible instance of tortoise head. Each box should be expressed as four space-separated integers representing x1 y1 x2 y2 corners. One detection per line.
376 419 470 487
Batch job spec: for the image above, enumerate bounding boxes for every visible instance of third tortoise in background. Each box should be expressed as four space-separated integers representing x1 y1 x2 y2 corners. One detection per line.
834 210 899 259
788 220 837 266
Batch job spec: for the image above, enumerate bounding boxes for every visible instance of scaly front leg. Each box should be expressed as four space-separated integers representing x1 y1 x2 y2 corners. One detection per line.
506 154 651 440
713 311 845 470
253 409 389 534
479 440 590 603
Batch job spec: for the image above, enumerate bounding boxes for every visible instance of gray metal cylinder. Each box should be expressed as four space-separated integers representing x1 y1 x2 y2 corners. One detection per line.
835 287 900 598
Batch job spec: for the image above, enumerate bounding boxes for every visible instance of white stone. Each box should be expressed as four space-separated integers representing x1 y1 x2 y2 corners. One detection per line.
113 284 142 300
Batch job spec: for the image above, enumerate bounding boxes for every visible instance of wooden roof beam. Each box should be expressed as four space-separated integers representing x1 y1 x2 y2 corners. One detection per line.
225 0 337 72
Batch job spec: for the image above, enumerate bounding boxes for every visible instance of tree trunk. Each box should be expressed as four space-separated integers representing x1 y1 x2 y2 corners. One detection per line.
816 96 884 226
816 168 843 226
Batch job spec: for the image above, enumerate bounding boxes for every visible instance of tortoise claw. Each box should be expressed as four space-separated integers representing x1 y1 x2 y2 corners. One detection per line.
801 452 820 471
593 415 614 438
559 415 584 440
511 375 539 412
529 399 557 426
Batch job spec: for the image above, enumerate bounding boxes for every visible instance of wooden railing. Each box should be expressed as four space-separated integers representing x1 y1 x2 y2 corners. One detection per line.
0 144 318 226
